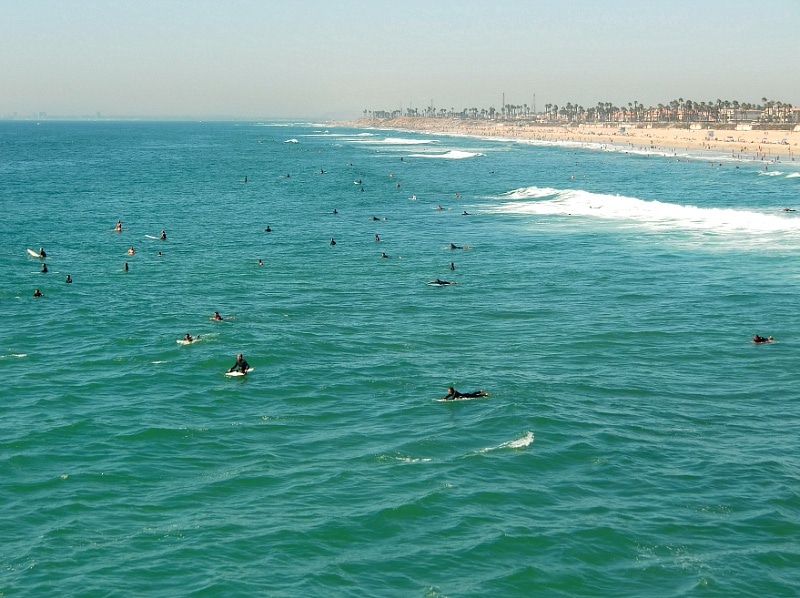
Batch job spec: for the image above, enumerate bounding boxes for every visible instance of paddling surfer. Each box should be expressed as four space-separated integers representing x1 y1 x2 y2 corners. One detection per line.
441 387 488 400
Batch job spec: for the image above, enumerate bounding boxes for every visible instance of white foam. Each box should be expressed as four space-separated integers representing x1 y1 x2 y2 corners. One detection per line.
478 431 534 453
491 185 800 238
354 137 439 145
786 172 800 179
284 139 298 143
407 150 484 159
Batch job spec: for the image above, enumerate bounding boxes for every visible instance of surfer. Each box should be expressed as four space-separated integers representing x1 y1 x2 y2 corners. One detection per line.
33 288 43 297
265 226 272 232
381 252 389 259
752 334 774 344
184 333 195 343
65 274 72 283
330 238 336 246
441 387 488 401
127 246 136 255
160 230 166 240
429 278 455 286
332 209 338 214
462 211 470 216
124 262 129 272
228 353 250 374
435 205 443 211
258 259 263 266
449 243 462 250
211 311 223 321
450 262 455 271
114 220 122 232
38 247 47 258
40 263 48 273
375 234 380 242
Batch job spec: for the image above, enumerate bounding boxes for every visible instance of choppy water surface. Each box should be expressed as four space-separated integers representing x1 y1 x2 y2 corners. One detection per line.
1 121 799 596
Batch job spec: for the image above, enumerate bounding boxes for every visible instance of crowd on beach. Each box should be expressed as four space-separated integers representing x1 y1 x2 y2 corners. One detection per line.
359 118 798 163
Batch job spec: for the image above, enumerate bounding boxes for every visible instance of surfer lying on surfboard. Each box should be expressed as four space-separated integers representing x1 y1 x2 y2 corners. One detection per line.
441 387 489 401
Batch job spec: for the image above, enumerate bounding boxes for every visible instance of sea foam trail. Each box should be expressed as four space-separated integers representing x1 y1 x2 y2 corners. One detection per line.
407 150 485 159
491 186 800 236
477 431 534 453
351 137 439 145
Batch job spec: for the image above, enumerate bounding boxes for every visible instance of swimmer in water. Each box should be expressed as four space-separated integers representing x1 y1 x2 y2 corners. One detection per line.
65 274 72 283
127 246 135 255
114 220 122 232
38 247 47 258
330 238 336 246
184 333 194 343
380 252 388 259
332 209 338 214
40 263 48 273
375 234 380 242
258 259 263 266
265 226 272 232
160 230 166 240
462 211 470 215
450 262 455 271
211 311 223 321
449 243 462 250
752 334 774 344
124 262 129 272
33 288 43 297
441 387 488 401
435 205 443 211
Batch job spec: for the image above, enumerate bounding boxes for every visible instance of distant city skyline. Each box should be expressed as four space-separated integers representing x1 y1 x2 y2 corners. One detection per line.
3 0 800 120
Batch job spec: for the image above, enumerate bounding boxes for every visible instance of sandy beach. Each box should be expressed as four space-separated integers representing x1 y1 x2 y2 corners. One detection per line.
354 117 799 162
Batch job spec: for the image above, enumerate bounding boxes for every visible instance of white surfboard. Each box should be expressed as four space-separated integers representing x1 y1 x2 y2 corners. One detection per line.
225 367 253 377
435 393 489 402
27 248 43 258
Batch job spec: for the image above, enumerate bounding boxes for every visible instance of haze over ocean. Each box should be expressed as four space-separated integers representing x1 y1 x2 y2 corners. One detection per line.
2 120 799 596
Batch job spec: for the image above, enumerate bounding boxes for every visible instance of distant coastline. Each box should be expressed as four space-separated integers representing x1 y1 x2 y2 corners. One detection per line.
349 117 799 161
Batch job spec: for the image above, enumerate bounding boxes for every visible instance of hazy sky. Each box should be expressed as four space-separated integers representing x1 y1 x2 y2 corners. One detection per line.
3 0 800 119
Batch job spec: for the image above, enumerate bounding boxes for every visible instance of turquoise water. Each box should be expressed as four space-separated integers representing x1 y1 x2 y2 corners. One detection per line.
2 121 799 596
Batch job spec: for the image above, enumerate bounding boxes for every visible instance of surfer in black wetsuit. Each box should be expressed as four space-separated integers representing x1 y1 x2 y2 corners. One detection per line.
228 353 250 374
449 243 462 250
441 387 488 400
41 263 48 273
211 311 223 321
160 230 166 240
752 334 773 344
330 238 336 246
33 288 43 297
38 247 47 258
65 274 72 283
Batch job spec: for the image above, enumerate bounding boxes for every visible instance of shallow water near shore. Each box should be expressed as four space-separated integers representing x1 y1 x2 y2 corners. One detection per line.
2 121 799 596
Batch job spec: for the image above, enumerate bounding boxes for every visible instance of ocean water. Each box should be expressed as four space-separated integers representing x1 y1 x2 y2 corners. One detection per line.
2 120 799 597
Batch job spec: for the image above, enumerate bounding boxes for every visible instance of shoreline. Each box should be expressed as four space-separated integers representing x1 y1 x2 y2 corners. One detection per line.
346 117 799 162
